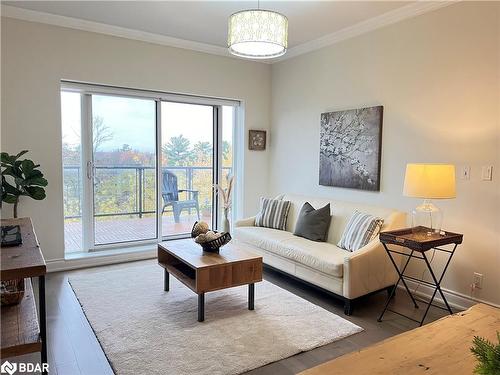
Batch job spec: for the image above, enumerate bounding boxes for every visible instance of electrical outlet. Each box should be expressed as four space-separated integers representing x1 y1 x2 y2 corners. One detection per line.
482 166 493 181
473 272 483 289
461 166 471 180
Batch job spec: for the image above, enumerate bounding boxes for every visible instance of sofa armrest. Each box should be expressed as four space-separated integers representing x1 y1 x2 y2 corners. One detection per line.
342 238 399 299
234 216 256 227
342 211 407 299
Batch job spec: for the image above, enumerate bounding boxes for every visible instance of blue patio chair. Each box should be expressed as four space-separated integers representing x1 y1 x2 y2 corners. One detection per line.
161 170 200 223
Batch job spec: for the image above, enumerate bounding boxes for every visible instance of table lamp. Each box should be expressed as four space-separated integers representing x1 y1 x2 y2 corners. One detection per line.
403 164 456 235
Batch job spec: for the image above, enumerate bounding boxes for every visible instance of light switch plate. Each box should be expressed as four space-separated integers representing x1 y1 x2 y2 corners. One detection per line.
461 166 471 180
482 166 493 181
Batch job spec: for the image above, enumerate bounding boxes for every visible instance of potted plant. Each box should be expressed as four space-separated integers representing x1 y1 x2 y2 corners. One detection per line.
1 150 48 218
470 332 500 375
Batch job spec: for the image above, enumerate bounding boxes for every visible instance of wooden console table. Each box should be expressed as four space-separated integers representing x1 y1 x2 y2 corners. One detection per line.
301 304 500 375
1 218 47 373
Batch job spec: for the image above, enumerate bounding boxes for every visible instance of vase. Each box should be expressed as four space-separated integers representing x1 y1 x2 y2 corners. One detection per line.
222 208 230 233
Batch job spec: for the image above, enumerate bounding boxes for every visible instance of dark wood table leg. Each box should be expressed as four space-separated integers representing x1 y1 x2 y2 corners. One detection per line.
39 275 48 374
378 248 418 322
248 283 255 310
164 269 169 292
198 293 205 322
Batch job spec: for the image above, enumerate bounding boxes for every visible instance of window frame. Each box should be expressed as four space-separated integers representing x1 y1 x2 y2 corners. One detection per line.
61 81 240 254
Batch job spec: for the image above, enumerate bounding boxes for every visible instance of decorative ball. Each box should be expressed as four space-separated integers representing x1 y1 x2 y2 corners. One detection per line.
195 234 207 244
192 221 209 237
205 231 218 241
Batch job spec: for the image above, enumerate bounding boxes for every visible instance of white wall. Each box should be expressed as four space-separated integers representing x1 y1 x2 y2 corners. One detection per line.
270 2 500 305
1 17 271 262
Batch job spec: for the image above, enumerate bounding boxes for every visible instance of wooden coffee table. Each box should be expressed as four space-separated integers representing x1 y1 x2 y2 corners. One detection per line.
157 239 263 322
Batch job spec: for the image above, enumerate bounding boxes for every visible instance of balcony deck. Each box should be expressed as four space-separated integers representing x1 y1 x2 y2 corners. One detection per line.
64 213 211 253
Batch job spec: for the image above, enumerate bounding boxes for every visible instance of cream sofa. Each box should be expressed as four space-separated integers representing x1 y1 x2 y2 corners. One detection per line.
234 194 407 315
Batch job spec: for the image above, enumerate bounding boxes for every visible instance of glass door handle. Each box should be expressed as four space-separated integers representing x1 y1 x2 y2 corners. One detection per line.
86 161 94 179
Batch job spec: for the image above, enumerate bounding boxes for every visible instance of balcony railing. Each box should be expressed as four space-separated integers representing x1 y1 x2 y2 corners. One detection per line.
63 165 232 220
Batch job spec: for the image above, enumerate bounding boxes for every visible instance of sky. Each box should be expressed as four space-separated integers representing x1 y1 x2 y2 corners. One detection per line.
61 91 233 153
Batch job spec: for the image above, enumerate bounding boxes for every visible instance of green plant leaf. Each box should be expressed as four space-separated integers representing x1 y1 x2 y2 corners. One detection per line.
2 194 18 204
1 166 15 177
14 177 25 186
25 186 46 200
2 181 20 195
24 177 48 187
1 152 15 165
21 159 35 176
15 150 29 159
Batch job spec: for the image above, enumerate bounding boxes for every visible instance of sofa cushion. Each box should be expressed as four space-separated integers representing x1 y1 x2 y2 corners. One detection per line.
280 237 346 277
234 226 346 278
338 210 384 252
293 202 331 242
255 197 291 230
282 194 397 245
234 226 296 254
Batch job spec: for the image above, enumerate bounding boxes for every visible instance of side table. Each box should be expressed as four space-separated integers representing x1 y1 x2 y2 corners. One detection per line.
377 226 463 326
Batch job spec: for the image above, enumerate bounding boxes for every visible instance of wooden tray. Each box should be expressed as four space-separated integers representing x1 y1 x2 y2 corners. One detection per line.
380 226 463 252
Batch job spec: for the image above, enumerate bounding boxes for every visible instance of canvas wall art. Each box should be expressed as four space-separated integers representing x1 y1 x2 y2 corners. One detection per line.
248 130 266 151
319 106 383 191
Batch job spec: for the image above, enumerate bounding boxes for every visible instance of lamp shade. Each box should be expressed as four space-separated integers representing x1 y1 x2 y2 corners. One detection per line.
403 164 456 199
227 10 288 59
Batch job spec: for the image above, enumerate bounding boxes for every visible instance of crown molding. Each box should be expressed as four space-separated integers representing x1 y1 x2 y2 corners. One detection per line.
0 4 240 60
276 1 455 62
1 2 454 65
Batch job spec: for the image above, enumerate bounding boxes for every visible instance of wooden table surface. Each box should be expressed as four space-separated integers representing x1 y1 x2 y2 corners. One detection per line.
1 217 46 280
300 303 500 375
158 238 262 269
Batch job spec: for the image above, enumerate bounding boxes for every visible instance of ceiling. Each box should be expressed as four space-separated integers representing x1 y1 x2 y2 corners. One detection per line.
3 1 413 49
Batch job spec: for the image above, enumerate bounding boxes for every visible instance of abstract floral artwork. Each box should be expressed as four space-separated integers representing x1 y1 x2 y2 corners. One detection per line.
319 106 383 191
248 130 266 151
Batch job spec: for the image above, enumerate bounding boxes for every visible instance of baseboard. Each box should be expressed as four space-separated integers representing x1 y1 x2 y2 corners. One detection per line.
46 248 499 310
46 248 157 272
400 279 500 310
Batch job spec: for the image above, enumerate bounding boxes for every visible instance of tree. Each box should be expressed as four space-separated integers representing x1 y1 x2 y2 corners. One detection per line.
93 116 113 154
192 141 212 166
120 144 132 152
222 141 232 166
162 135 193 166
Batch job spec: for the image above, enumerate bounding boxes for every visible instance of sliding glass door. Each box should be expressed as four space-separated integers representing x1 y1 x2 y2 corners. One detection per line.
61 83 238 255
91 95 157 246
161 102 215 237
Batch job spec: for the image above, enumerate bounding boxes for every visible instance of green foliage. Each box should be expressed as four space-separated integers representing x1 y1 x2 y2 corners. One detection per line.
1 150 48 217
62 135 234 219
162 135 193 166
471 332 500 375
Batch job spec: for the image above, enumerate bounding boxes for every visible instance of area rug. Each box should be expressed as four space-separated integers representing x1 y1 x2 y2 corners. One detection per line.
69 261 362 375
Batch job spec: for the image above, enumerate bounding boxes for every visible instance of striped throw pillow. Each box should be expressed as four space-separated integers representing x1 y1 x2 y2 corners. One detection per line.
255 197 291 231
338 211 384 252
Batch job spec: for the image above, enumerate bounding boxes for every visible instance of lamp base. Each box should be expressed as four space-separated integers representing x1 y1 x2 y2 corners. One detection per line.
411 200 443 235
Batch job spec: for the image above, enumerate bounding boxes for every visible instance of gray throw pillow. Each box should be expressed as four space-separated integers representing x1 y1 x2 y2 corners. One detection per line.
293 202 331 242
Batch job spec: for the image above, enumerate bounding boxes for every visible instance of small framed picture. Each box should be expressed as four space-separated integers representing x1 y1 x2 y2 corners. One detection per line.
249 130 266 151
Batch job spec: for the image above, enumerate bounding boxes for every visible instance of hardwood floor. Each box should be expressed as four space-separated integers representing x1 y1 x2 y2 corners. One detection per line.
18 259 453 375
